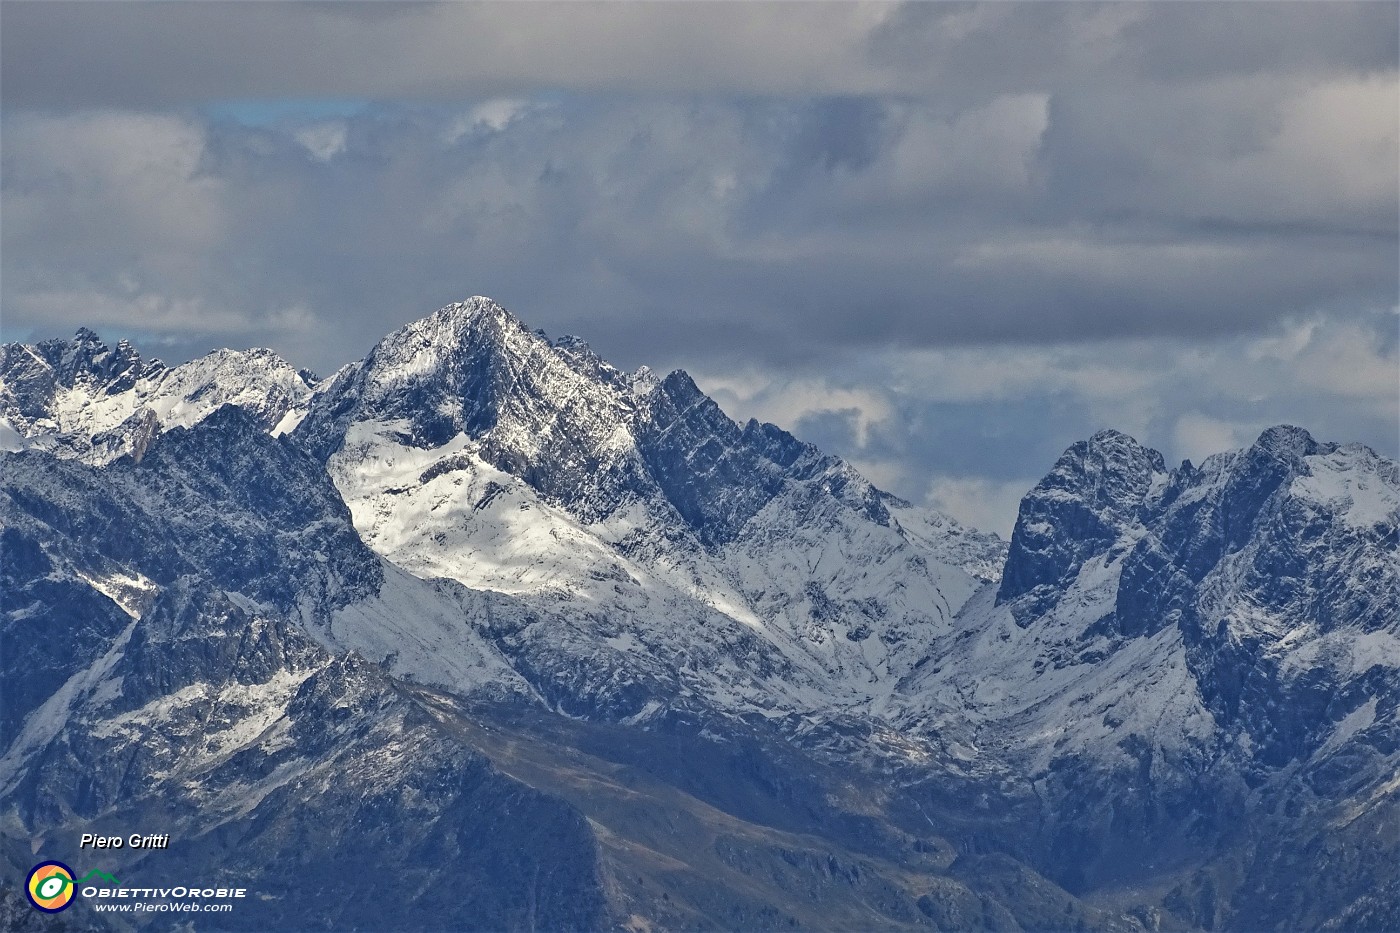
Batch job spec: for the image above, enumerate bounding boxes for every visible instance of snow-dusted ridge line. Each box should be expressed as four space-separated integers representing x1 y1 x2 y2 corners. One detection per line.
7 302 1395 828
0 300 999 728
3 298 1399 927
290 297 1005 718
894 422 1400 816
0 329 315 464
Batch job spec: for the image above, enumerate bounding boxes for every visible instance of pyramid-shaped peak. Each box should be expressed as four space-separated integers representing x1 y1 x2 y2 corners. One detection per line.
429 296 519 327
1247 424 1321 462
1058 429 1166 480
374 297 532 356
661 368 703 399
361 295 534 364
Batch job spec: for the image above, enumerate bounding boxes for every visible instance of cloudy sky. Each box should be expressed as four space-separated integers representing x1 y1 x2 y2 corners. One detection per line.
3 2 1396 534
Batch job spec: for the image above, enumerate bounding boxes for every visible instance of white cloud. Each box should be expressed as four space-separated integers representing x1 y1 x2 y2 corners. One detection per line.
832 93 1050 208
1257 313 1399 402
697 372 894 448
693 307 1398 537
2 111 225 260
2 10 1394 546
11 288 253 336
1227 75 1398 225
3 3 900 106
294 121 348 161
444 99 536 144
1173 413 1252 466
925 475 1034 539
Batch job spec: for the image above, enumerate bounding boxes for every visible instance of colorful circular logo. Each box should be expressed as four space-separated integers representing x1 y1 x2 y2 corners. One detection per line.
26 861 76 913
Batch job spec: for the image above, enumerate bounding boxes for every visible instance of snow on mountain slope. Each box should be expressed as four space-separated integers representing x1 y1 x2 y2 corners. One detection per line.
323 415 840 721
0 407 530 752
1 456 609 932
4 301 1395 928
901 425 1394 762
893 426 1400 896
321 561 531 698
0 328 314 463
296 298 1003 718
897 431 1212 771
0 409 551 808
0 423 1123 932
900 562 1221 780
1289 441 1399 532
904 426 1397 748
717 477 985 712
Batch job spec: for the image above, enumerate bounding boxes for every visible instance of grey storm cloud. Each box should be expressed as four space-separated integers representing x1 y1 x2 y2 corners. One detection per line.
869 3 1397 90
2 1 1396 534
5 2 1395 107
1 2 893 105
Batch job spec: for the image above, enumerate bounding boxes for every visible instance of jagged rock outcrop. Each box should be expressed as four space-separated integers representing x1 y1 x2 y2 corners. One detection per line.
293 298 1002 715
899 425 1399 922
4 301 1394 931
997 429 1166 622
0 329 314 464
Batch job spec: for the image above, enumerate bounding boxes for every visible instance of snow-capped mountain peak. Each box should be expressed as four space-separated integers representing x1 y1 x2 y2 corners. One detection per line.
898 424 1397 902
290 297 1004 715
0 329 314 463
997 428 1167 619
5 303 1396 929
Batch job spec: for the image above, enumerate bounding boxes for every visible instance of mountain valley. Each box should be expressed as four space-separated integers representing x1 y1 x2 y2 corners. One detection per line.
2 298 1395 931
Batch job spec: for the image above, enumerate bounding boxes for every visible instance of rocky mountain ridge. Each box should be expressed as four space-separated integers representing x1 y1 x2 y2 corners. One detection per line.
291 298 1004 718
894 424 1399 925
0 327 314 464
2 299 1395 931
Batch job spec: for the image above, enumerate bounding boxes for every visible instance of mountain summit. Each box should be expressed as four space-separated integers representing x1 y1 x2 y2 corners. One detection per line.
292 298 1003 716
2 299 1395 931
897 424 1398 923
0 328 313 464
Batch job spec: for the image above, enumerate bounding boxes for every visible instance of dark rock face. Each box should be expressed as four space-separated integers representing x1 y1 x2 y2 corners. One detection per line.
295 300 665 525
997 430 1166 621
1 330 161 416
0 331 164 458
2 406 381 620
296 298 908 551
40 329 156 392
296 300 520 457
635 370 835 547
0 414 611 932
5 305 1394 932
0 526 133 749
972 425 1399 926
0 406 1118 931
1113 427 1400 765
